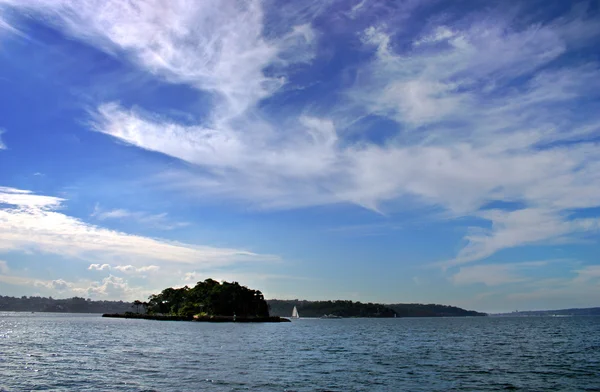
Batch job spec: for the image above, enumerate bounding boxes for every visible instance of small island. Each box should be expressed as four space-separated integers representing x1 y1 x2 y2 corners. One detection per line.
103 279 290 323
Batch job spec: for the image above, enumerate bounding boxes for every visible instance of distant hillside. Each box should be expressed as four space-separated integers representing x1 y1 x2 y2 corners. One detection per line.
268 300 396 318
492 307 600 317
1 295 488 317
388 303 486 317
0 295 132 313
268 299 486 318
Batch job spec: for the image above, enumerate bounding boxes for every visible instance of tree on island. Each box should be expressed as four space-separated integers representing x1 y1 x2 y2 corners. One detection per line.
132 300 142 313
140 279 270 318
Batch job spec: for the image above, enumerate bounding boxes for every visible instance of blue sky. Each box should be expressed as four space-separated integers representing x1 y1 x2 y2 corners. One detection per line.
0 0 599 313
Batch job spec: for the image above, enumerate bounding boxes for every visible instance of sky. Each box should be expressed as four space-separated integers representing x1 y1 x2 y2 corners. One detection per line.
0 0 599 313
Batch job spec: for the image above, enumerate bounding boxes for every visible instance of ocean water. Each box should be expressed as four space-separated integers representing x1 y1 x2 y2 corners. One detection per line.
1 313 599 391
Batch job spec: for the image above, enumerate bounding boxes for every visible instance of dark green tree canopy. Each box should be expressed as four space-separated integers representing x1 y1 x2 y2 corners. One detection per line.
143 279 269 318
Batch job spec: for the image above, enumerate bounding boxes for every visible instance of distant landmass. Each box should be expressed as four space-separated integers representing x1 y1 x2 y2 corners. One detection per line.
267 300 487 318
0 295 131 313
492 307 600 317
387 303 486 317
1 294 488 317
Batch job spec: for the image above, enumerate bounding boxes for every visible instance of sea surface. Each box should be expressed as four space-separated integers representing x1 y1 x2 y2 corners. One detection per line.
1 313 599 391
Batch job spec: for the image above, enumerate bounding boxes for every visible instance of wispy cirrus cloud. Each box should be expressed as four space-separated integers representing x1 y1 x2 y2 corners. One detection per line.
450 209 600 266
572 265 600 283
0 186 269 266
448 259 600 311
349 8 600 265
91 204 189 230
0 12 16 35
0 259 8 274
0 0 314 118
2 0 600 271
92 3 600 265
451 260 552 287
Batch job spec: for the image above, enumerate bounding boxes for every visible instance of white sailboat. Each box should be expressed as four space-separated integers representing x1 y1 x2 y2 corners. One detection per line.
291 306 300 319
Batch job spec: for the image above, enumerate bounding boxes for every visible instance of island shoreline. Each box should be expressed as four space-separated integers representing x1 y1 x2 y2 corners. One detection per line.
102 313 291 323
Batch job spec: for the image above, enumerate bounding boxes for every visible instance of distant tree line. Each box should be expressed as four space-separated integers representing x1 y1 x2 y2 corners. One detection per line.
0 295 132 313
1 293 487 317
267 300 487 318
387 303 486 317
267 300 397 318
141 279 270 318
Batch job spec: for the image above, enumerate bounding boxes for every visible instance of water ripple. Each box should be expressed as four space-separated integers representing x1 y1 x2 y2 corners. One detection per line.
1 313 599 391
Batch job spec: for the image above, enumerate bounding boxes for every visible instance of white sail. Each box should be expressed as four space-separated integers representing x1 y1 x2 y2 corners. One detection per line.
291 306 299 319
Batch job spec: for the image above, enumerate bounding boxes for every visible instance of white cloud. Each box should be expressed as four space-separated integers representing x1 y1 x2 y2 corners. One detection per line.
0 259 8 274
450 209 600 266
184 271 201 282
350 14 600 263
573 265 600 283
112 265 133 273
0 12 17 36
91 204 189 230
2 1 600 268
138 265 160 273
113 264 160 274
0 186 270 266
87 263 160 274
89 10 600 265
88 263 111 271
0 186 63 208
0 128 5 149
85 275 131 298
91 207 131 220
451 261 551 287
0 0 314 120
348 0 369 19
34 278 72 292
50 279 70 291
413 26 456 46
0 271 153 301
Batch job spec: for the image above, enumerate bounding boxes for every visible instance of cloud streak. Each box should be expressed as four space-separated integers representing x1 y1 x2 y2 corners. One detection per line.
88 263 160 274
0 186 268 266
451 261 551 287
0 0 313 118
97 3 600 264
91 204 189 230
2 0 600 268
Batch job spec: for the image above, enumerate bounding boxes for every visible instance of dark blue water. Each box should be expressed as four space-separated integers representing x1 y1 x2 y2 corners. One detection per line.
1 313 599 391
